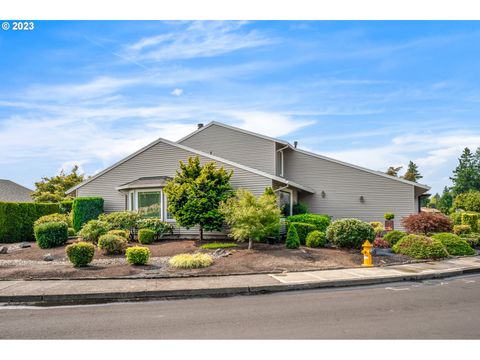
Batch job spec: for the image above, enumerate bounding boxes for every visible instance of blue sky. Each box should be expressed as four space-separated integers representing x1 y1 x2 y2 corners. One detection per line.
1 21 480 195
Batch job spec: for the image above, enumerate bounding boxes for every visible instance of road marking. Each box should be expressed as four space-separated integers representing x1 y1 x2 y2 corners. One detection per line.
385 286 410 291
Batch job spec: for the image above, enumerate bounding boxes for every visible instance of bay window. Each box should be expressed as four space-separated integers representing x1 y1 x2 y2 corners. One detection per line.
127 188 174 221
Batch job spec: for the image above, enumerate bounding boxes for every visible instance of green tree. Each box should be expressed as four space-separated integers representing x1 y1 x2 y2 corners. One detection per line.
402 161 423 182
453 190 480 212
386 166 403 177
450 148 479 195
437 186 454 214
219 188 281 250
31 165 84 203
163 156 233 241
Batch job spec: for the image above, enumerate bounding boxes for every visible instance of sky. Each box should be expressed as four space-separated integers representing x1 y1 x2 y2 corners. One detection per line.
1 20 480 195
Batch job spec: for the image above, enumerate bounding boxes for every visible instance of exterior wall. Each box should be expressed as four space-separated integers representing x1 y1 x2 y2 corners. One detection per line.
77 141 272 238
283 149 418 230
180 124 277 174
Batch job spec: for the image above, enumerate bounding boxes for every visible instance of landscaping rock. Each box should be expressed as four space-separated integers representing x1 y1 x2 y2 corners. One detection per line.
212 249 232 258
43 254 54 261
372 248 395 256
0 246 8 254
19 242 31 248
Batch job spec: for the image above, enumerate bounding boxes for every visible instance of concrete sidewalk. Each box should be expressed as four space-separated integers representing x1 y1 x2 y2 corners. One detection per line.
1 256 479 304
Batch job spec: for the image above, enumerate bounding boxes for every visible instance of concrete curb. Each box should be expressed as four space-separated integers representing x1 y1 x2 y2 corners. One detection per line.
1 265 479 305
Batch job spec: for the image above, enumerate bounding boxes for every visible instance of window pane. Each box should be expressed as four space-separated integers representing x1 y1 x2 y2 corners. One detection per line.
138 191 161 218
164 193 173 220
278 190 291 217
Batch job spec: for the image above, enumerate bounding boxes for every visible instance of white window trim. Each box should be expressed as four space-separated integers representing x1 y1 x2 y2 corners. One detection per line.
127 188 175 222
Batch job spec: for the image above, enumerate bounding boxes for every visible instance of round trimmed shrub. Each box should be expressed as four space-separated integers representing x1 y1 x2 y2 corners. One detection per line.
68 227 76 236
285 224 300 249
66 241 95 267
126 246 150 265
305 230 326 248
78 220 109 243
453 224 471 235
169 253 213 269
98 211 139 230
288 222 316 245
383 230 407 246
34 213 70 227
392 234 448 259
370 221 385 235
431 233 475 256
384 213 395 220
326 218 375 248
107 229 130 239
138 228 155 245
98 234 128 255
34 221 68 249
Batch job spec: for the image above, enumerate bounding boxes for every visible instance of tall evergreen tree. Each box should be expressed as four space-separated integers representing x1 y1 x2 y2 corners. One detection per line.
437 186 454 214
402 161 423 182
450 147 479 195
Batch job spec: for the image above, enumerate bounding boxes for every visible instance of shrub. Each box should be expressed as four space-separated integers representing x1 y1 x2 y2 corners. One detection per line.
326 218 375 248
286 214 330 232
285 224 300 249
384 213 395 220
0 201 60 243
461 212 479 233
373 238 390 248
34 221 68 249
453 224 471 235
401 212 452 234
305 230 326 248
292 202 308 215
200 242 238 249
370 221 385 235
383 230 406 246
78 220 109 243
34 213 70 227
68 227 76 236
136 218 174 240
289 222 316 245
59 200 73 214
450 212 463 225
138 229 155 245
453 190 480 212
431 233 475 256
98 234 128 255
392 234 448 259
125 246 151 265
66 241 95 267
169 253 213 269
460 233 480 248
72 197 104 231
98 211 139 231
107 229 129 239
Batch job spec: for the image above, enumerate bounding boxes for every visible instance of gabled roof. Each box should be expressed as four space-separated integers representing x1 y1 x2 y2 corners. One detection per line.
116 176 173 191
67 137 315 194
179 121 431 191
0 179 33 202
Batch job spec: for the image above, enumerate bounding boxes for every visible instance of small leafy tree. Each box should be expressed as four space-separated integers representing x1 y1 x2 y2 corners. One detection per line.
402 161 423 182
386 166 402 177
220 188 281 250
163 156 233 241
453 190 480 212
32 165 84 202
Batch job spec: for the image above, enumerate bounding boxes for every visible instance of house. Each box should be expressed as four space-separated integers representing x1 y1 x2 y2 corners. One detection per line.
67 121 430 235
0 179 33 202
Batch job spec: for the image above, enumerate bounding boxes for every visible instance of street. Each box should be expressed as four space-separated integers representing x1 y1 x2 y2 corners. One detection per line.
1 274 480 339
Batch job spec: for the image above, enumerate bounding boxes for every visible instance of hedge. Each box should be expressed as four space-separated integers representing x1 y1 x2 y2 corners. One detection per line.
72 197 104 231
34 221 68 249
0 201 60 243
286 214 330 232
289 222 316 245
59 200 73 214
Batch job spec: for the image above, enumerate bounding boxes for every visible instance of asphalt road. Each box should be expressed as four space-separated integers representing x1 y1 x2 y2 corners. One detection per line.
1 274 480 339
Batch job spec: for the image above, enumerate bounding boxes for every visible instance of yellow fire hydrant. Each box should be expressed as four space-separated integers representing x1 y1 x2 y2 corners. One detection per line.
361 240 373 267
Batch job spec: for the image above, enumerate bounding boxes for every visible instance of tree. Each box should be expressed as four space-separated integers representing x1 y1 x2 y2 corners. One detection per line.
163 156 233 241
402 161 423 182
437 187 454 214
453 190 480 212
386 166 403 177
31 165 84 203
450 147 479 195
219 188 281 250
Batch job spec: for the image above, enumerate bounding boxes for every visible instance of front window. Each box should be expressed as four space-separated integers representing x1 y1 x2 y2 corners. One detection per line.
137 191 161 218
278 190 292 217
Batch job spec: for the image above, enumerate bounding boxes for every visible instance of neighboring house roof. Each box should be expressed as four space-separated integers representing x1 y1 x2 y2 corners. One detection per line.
116 176 173 191
67 137 315 194
0 179 33 202
180 121 431 191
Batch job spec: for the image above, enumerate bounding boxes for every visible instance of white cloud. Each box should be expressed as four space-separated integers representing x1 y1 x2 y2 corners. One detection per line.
171 88 183 96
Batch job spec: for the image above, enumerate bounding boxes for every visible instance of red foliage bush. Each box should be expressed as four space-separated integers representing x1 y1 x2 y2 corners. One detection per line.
373 238 390 248
401 212 453 235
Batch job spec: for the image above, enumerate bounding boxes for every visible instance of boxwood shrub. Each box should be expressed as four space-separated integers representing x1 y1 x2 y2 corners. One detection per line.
285 224 300 249
431 233 475 256
392 234 448 259
289 222 316 245
461 212 479 233
126 246 150 265
34 213 70 227
107 229 129 239
453 224 471 235
34 221 68 249
138 228 155 245
460 233 480 248
286 214 330 232
0 201 60 243
326 218 375 248
98 211 139 231
78 219 109 243
383 230 407 246
98 234 128 255
72 197 104 231
305 230 326 248
66 241 95 267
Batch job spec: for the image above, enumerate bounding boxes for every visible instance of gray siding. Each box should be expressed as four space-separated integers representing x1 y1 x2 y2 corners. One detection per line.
180 124 277 174
283 149 418 230
77 141 272 238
